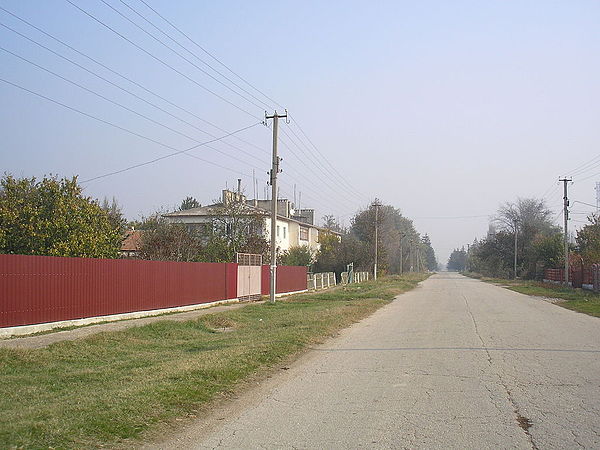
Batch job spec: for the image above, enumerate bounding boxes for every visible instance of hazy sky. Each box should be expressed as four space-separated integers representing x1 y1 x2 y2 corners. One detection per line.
1 0 599 263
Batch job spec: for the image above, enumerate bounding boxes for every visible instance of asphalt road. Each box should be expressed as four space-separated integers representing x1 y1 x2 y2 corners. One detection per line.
150 273 600 449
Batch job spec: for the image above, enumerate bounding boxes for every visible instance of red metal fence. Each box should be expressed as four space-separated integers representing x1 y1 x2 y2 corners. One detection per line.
261 265 308 296
544 265 598 291
0 254 307 328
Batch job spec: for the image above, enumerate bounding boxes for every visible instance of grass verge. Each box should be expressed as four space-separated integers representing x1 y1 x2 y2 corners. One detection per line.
0 273 428 448
463 272 600 317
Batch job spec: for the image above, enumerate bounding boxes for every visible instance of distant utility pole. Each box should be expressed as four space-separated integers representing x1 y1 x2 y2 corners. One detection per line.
399 235 406 274
373 200 382 280
560 177 572 286
513 218 518 279
266 110 287 304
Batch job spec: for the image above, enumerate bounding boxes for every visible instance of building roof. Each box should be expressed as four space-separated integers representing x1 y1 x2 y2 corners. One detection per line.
121 230 143 251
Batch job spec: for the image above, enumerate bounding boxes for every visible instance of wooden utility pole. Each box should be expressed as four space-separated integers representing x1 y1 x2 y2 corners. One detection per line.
559 178 572 286
265 110 287 303
373 200 382 280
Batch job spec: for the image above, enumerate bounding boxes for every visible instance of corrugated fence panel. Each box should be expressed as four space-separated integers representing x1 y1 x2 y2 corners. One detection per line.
260 265 307 295
0 254 239 328
275 265 308 293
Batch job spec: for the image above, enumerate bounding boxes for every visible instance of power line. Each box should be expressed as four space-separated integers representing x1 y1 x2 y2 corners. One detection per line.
277 133 361 211
572 200 597 208
0 44 269 174
82 122 261 182
289 114 369 200
117 0 274 111
568 154 600 177
0 76 259 179
577 169 600 183
0 20 269 166
63 0 262 120
0 5 270 158
97 0 269 112
136 0 285 110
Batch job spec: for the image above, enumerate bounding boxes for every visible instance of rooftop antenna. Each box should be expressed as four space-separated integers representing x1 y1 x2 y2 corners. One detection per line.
237 178 242 194
253 169 256 200
294 184 297 208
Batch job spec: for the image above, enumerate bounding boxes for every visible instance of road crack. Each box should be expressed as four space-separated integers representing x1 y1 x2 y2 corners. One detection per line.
462 294 539 450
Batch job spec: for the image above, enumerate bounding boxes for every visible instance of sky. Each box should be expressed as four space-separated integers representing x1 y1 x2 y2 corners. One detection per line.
1 0 599 263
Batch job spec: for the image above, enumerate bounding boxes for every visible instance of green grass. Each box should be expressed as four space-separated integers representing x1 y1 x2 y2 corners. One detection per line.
0 273 428 449
463 272 600 318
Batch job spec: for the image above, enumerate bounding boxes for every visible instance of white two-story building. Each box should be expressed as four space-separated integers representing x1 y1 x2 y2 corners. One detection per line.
163 189 339 254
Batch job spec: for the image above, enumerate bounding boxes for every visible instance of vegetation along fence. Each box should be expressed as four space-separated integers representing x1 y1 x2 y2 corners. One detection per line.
0 254 307 328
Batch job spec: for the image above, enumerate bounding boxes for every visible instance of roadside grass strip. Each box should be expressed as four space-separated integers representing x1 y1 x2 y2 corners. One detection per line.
0 273 428 448
464 272 600 318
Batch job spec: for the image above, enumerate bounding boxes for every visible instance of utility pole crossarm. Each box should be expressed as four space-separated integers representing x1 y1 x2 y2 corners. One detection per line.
265 110 288 304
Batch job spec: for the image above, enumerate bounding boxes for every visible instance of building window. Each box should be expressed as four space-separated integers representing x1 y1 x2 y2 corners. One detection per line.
283 227 286 239
277 225 280 237
300 226 309 241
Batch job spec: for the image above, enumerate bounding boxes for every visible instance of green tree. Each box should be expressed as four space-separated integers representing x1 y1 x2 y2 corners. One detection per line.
421 234 438 271
494 197 558 278
447 248 467 271
279 245 314 266
576 214 600 265
351 201 421 274
178 196 200 211
0 174 121 258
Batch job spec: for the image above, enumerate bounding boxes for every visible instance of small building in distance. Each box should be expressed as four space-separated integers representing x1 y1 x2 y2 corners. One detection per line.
120 229 143 258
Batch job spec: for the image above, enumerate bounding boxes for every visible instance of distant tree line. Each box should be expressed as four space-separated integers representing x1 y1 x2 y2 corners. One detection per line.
448 197 600 279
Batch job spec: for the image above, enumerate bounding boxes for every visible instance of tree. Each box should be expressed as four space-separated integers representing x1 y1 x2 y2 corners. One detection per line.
0 174 121 258
138 216 201 262
351 201 421 274
421 234 438 271
101 196 127 235
494 197 559 278
198 198 269 263
178 196 200 211
447 248 467 271
280 245 314 266
576 214 600 265
321 215 345 233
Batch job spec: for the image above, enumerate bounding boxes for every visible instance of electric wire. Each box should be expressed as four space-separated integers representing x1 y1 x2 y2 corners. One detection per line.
136 0 285 110
573 200 598 209
284 120 369 202
0 20 269 166
83 0 366 212
97 0 269 112
0 44 266 170
568 154 600 177
117 0 274 111
0 5 270 158
82 122 261 182
278 128 363 207
0 76 260 180
288 114 369 200
276 133 362 211
64 0 262 120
